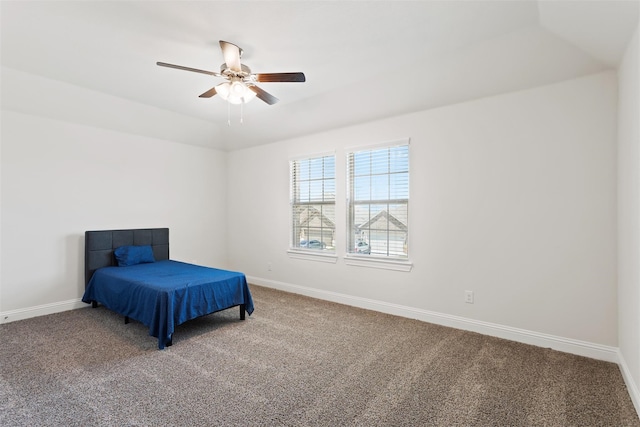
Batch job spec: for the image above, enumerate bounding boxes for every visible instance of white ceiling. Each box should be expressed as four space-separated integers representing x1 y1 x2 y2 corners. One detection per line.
1 1 638 151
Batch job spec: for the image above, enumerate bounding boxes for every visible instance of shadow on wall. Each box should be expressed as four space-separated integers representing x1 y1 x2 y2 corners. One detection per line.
66 233 84 297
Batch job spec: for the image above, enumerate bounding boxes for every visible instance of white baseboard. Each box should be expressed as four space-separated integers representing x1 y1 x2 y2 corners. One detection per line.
0 298 87 324
618 350 640 416
247 276 620 363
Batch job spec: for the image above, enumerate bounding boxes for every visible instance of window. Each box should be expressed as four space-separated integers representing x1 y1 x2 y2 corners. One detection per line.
347 141 409 259
290 154 336 252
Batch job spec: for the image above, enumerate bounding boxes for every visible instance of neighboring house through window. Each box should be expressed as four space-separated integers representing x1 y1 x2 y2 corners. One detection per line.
290 154 336 251
347 140 409 258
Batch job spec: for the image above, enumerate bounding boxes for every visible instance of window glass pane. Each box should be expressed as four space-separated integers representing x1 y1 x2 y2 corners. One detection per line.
369 204 387 222
309 180 323 202
390 145 409 173
354 176 370 201
354 204 371 229
309 157 324 179
324 178 336 202
298 181 309 203
390 172 409 199
388 231 407 256
369 211 389 230
324 157 335 177
387 203 408 228
371 148 389 174
321 204 336 249
370 175 389 200
298 160 310 181
353 228 370 253
353 151 371 176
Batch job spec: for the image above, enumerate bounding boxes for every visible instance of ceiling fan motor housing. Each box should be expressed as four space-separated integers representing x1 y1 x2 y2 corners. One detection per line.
221 63 252 79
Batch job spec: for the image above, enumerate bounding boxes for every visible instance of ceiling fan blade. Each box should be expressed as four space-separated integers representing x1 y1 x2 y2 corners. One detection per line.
248 85 279 105
255 72 306 83
157 62 220 77
198 87 218 98
219 40 242 72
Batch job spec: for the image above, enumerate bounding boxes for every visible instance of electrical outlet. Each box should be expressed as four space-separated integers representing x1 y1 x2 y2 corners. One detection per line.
465 290 474 304
267 262 272 271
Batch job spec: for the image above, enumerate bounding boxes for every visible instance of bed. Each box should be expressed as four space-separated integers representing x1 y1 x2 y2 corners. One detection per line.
82 228 254 349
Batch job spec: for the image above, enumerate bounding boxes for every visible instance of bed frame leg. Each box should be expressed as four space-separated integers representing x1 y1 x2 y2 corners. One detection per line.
92 301 98 308
240 304 246 320
124 316 129 324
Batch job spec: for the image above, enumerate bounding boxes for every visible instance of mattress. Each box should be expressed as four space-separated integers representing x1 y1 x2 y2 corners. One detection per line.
82 260 254 348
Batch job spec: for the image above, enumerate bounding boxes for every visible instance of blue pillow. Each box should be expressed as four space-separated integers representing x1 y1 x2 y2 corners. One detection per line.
114 245 156 267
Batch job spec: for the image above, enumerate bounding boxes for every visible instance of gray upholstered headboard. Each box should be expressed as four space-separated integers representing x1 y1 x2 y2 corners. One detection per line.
84 228 169 286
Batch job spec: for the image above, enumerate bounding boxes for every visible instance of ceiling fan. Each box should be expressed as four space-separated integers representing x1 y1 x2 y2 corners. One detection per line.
157 40 305 106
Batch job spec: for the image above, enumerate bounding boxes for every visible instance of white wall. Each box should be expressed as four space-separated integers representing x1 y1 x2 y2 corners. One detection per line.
0 62 624 363
1 76 229 316
618 24 640 409
227 71 618 349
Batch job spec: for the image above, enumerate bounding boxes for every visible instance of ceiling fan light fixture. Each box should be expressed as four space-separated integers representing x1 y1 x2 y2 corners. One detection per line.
216 80 256 105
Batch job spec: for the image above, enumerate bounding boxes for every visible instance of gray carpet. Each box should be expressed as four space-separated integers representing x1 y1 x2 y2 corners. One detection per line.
1 285 638 426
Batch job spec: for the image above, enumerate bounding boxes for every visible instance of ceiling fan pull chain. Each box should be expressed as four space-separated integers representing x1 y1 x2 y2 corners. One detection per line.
227 100 231 126
240 100 244 124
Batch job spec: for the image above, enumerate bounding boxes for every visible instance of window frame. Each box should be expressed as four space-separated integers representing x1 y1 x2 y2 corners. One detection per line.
288 152 338 263
345 139 412 271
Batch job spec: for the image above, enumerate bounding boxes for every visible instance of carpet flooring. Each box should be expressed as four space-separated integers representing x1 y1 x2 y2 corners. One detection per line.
0 285 638 426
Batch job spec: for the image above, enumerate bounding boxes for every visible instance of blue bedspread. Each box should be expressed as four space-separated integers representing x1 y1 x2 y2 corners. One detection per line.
82 260 254 349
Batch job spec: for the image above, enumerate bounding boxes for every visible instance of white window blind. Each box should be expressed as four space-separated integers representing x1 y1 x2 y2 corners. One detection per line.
347 142 409 258
290 155 336 251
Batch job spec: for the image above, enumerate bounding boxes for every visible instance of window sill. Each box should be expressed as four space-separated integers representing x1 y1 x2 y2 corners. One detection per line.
287 249 338 263
344 254 413 272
